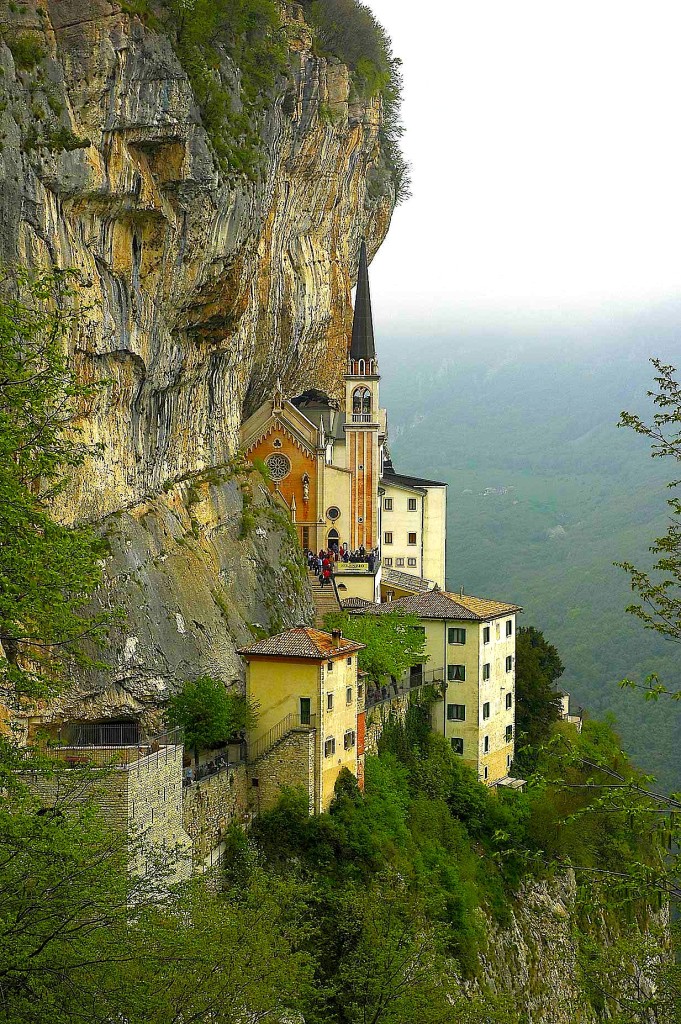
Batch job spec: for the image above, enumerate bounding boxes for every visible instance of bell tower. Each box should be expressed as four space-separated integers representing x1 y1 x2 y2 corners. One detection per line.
344 240 382 551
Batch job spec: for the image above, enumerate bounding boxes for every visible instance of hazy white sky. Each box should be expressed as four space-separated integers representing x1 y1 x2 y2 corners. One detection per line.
365 0 681 327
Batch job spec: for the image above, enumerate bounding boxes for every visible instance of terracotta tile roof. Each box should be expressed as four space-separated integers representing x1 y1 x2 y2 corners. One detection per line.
237 626 364 659
346 588 521 622
450 592 522 620
341 597 374 610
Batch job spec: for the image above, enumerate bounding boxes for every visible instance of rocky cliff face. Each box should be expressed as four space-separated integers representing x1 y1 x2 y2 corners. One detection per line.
1 0 392 722
0 0 393 524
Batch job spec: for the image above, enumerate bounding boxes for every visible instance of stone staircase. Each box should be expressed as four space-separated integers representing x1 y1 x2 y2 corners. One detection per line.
308 571 342 626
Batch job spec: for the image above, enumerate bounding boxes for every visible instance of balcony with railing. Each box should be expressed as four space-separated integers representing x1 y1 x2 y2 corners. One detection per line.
365 668 445 710
18 727 184 772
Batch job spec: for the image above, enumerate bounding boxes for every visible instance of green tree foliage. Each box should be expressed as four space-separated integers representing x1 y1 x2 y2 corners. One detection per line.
300 0 410 202
0 270 107 697
618 358 681 699
121 0 287 177
0 772 312 1024
324 609 427 683
514 625 564 769
166 675 257 763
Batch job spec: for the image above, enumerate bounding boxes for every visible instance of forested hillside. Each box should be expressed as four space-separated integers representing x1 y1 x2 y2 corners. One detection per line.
381 309 681 792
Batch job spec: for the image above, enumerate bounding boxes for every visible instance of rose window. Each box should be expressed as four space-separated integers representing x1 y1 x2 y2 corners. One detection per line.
266 453 291 481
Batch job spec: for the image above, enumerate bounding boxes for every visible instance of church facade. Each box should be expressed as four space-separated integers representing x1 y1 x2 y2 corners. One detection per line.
241 241 447 602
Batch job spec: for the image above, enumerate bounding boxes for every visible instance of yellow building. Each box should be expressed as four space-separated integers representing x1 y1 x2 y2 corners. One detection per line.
238 626 365 812
380 456 447 593
349 589 521 786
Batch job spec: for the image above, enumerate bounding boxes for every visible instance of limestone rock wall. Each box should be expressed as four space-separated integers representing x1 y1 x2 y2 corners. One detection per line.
20 473 314 732
0 0 394 525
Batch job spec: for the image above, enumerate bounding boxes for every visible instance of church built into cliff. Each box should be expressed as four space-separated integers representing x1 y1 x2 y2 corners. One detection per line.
241 241 447 603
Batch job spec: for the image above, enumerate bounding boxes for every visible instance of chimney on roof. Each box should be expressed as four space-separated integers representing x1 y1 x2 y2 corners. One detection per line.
460 586 464 596
331 628 342 647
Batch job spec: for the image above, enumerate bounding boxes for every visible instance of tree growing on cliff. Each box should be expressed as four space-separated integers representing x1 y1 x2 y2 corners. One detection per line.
0 269 108 698
166 675 257 764
324 609 427 683
513 626 564 770
618 358 681 699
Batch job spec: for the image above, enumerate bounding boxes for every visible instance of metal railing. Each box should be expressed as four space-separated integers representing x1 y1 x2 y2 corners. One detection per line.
365 669 445 710
19 727 184 772
248 713 316 763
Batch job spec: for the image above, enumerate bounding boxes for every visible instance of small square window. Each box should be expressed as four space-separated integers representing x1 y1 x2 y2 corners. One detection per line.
384 498 393 511
482 663 490 681
505 655 513 672
407 557 417 567
408 532 417 545
505 724 513 743
344 730 356 750
384 557 393 566
482 701 490 720
408 498 417 511
384 532 393 545
396 557 404 567
483 735 490 753
447 664 466 681
506 619 513 637
447 703 466 721
505 692 513 709
483 626 490 644
327 692 334 711
346 687 353 704
449 627 467 645
450 737 464 755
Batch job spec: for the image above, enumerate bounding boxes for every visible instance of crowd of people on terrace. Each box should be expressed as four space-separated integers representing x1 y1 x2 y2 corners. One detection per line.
305 544 380 585
182 752 231 786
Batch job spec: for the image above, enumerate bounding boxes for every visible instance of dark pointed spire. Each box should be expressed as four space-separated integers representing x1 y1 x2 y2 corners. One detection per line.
350 239 376 363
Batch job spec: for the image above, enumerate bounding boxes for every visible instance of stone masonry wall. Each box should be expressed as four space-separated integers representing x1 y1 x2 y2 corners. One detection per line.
364 695 412 756
182 764 248 862
127 745 192 880
249 728 316 814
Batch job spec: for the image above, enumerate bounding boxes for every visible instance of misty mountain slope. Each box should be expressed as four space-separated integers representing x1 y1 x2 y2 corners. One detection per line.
382 323 681 791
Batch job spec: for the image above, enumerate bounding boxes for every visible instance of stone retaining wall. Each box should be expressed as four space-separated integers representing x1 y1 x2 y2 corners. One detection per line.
182 765 249 862
249 728 316 813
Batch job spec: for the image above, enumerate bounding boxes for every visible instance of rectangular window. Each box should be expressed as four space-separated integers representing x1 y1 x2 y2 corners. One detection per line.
384 498 393 511
447 664 466 682
484 765 489 780
408 532 417 545
505 692 513 710
506 619 513 637
407 557 417 567
450 737 464 755
327 661 333 672
482 663 490 681
324 737 336 758
483 626 490 644
346 687 353 704
484 735 490 753
396 557 404 567
448 627 466 645
505 655 513 672
384 532 393 545
384 557 393 567
358 683 364 700
344 730 356 750
327 692 334 711
507 753 512 768
482 702 490 720
505 725 513 743
347 657 353 666
300 697 311 725
408 498 417 511
447 703 466 721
